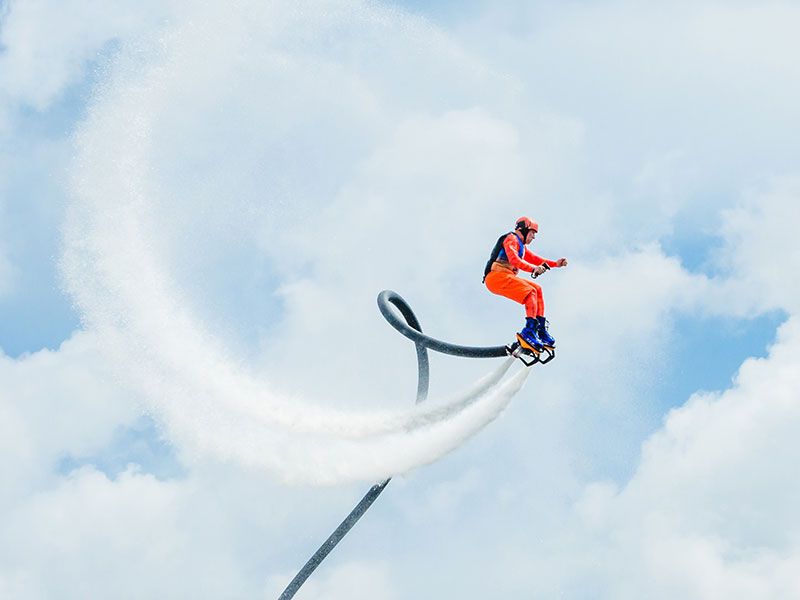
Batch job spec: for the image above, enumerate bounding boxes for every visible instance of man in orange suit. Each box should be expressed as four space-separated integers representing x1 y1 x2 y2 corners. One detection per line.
483 217 568 353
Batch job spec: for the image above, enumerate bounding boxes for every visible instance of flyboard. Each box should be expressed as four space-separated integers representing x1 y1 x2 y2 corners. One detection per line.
278 290 550 599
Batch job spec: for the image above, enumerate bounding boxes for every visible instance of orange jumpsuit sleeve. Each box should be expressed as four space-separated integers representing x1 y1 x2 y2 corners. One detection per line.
523 247 559 269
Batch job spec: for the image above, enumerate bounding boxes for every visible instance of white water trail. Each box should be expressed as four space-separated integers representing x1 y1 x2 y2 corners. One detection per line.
62 2 531 485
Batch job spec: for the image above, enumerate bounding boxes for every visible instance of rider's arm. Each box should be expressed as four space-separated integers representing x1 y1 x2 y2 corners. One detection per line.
523 247 559 269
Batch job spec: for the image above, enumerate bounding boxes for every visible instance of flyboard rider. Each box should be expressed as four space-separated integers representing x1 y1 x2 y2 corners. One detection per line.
483 216 568 356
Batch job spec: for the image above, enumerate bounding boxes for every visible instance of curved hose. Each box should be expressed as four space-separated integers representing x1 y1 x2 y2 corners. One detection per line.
278 290 509 599
377 290 509 359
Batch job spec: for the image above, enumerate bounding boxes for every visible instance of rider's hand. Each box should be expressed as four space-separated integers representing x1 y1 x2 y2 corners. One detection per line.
556 257 568 267
531 265 547 277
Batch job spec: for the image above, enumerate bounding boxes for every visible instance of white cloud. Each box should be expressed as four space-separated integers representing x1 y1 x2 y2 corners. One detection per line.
0 333 386 598
557 316 800 599
716 178 800 313
0 466 264 599
0 332 141 507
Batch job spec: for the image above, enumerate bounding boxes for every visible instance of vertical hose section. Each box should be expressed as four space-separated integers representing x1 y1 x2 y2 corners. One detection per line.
278 291 509 599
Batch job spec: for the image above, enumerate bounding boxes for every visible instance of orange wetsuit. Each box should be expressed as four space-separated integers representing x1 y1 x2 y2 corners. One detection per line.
484 232 559 318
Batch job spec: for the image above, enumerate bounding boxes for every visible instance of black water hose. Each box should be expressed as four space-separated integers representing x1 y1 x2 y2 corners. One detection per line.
377 290 509 359
277 479 391 600
278 290 508 599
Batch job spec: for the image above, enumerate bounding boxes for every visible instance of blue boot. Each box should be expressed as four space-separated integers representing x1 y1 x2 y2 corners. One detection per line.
518 317 544 352
536 316 556 348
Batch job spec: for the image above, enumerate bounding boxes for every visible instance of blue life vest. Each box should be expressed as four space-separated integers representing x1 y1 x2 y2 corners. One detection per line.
497 233 524 262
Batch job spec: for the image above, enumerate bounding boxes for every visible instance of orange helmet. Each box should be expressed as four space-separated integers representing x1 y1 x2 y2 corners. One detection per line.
515 216 538 235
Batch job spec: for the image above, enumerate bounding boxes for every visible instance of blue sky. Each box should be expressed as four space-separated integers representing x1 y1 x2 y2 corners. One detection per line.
2 0 800 598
